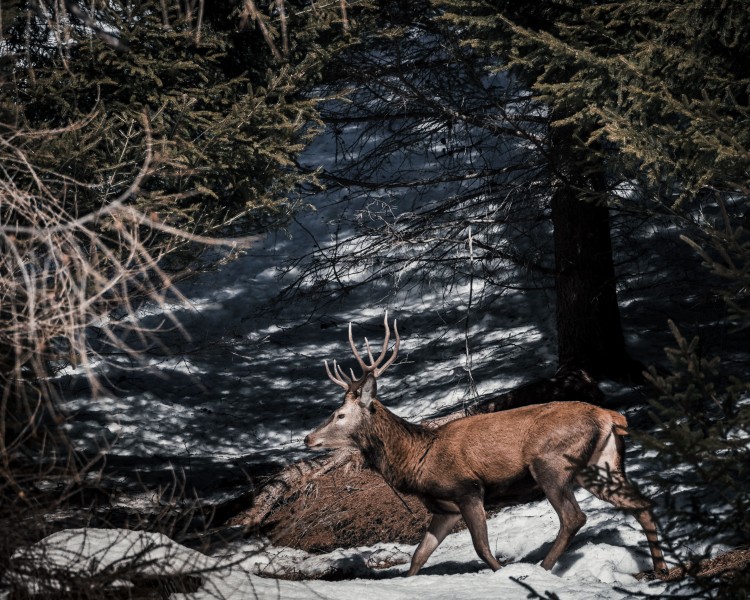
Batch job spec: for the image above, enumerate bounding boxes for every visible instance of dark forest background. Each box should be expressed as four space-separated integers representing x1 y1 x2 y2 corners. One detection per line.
1 1 748 597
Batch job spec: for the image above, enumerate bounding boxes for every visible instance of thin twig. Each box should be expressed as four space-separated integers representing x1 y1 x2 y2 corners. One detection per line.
241 0 282 61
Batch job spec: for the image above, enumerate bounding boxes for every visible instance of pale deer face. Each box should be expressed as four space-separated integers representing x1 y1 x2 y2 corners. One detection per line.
305 376 377 450
307 314 397 450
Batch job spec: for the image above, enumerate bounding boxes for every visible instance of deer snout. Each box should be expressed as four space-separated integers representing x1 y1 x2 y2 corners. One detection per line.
304 433 321 448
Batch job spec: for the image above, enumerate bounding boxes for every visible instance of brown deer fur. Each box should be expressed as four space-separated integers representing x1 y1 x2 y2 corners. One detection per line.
305 317 667 576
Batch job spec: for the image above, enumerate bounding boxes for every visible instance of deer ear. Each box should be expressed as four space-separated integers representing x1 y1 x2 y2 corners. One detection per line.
359 374 377 408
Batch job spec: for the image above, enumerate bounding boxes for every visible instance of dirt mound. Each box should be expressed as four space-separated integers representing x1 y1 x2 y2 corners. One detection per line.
257 468 432 552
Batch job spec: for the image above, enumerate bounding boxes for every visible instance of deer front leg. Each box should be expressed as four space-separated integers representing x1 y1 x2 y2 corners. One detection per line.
408 512 461 576
459 495 503 571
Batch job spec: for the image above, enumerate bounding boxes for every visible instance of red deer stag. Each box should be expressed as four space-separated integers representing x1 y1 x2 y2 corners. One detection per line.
305 314 668 576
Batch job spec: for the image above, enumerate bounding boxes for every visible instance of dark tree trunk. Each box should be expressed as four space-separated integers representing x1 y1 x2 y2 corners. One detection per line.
550 126 642 381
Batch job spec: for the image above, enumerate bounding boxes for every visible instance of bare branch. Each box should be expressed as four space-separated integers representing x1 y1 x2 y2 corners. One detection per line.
276 0 288 57
0 113 260 473
339 0 349 32
241 0 282 61
63 0 129 52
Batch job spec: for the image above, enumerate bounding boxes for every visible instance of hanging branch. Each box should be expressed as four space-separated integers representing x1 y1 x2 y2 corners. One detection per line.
241 0 282 61
463 226 479 401
276 0 289 57
339 0 349 32
63 0 129 52
195 0 204 44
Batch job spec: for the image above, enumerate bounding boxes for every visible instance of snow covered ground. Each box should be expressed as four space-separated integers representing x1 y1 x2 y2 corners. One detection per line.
13 499 677 600
34 94 733 599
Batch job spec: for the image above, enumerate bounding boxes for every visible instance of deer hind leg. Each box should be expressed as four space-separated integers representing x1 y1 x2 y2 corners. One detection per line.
578 432 668 573
458 495 504 571
530 458 587 571
408 512 461 576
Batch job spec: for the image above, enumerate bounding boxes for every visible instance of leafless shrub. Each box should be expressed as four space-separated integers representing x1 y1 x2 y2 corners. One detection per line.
3 115 147 455
0 112 256 597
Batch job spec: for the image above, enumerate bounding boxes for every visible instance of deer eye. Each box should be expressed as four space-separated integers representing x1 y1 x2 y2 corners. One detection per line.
337 414 345 420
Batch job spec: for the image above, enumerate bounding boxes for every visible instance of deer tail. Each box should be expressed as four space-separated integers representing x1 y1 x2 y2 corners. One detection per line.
605 409 629 436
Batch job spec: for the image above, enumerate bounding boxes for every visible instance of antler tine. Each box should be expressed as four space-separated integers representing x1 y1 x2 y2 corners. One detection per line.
359 312 395 370
335 362 353 384
374 318 399 377
324 359 350 390
342 312 400 381
372 312 391 369
348 321 369 372
364 338 376 364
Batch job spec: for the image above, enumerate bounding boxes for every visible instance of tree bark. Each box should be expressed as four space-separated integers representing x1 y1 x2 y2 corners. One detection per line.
550 125 642 381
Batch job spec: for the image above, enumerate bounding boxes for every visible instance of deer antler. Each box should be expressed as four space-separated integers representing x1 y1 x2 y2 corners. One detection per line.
324 359 351 390
325 312 400 392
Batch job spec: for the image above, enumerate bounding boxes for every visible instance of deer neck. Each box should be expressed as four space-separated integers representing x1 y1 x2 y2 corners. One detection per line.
354 399 435 493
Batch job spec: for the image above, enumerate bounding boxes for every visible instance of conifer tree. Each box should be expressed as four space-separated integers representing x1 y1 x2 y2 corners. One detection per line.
285 2 639 382
1 1 341 238
436 0 645 381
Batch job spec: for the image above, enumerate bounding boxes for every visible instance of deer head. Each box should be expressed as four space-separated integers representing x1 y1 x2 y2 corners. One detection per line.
304 313 400 450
